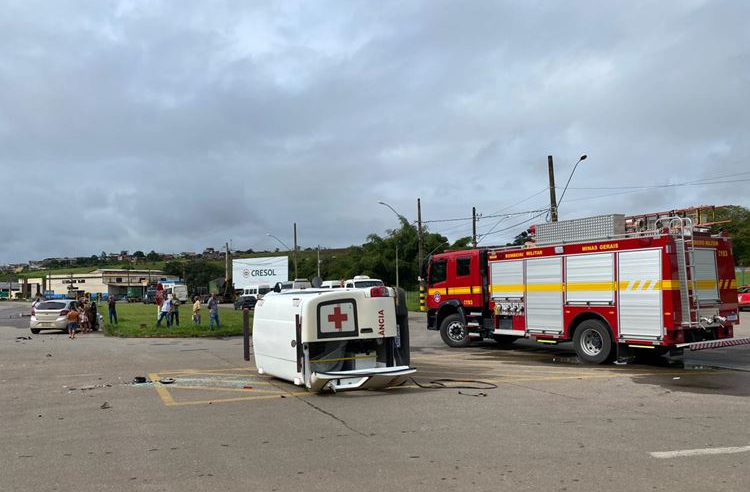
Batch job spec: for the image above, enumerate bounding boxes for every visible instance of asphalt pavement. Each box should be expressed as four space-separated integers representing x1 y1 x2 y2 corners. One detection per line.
2 300 750 492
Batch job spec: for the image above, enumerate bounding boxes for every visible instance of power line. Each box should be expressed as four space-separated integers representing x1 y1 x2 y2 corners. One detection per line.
566 173 750 191
476 209 549 245
484 187 550 216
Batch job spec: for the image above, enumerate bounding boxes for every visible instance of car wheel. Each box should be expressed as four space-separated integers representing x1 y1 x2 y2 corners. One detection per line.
439 314 470 348
573 319 614 364
30 328 40 334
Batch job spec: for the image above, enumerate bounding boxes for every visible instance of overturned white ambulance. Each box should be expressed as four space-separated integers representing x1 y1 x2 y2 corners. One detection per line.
253 286 415 392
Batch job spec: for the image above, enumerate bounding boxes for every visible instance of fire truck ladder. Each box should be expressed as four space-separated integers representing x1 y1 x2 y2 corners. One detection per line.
669 217 700 327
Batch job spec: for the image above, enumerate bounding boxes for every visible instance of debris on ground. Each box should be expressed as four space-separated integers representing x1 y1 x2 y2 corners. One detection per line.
16 336 32 341
159 378 175 384
458 391 488 397
132 376 149 384
100 402 111 410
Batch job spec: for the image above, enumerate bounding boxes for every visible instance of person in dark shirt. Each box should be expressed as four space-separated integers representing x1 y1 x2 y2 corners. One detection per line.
108 296 117 325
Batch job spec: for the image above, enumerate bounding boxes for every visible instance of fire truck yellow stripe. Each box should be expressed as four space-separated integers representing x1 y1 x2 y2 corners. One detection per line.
695 280 718 290
630 280 641 291
731 279 737 289
490 284 525 293
429 287 484 296
566 282 616 292
527 284 564 292
661 280 680 290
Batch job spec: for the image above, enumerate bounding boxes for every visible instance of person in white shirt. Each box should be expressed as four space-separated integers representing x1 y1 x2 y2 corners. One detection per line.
156 297 172 328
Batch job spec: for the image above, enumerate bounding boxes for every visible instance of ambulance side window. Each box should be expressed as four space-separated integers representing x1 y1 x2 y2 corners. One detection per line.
429 259 447 285
456 257 471 277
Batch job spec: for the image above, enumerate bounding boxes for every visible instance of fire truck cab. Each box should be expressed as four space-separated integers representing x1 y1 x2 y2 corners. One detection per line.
426 214 745 363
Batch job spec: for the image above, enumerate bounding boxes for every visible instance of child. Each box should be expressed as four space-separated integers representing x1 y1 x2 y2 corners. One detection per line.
67 308 80 339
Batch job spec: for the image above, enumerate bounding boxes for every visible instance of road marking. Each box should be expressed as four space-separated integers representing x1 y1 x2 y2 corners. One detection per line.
148 369 305 406
650 445 750 459
148 372 176 406
175 385 300 394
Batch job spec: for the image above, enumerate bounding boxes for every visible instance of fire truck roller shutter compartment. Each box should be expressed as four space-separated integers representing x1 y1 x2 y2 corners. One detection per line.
617 249 663 339
693 248 720 305
565 253 615 305
525 257 563 334
490 260 524 299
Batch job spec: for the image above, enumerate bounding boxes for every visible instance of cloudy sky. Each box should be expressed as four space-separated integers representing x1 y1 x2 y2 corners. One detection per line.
1 0 748 264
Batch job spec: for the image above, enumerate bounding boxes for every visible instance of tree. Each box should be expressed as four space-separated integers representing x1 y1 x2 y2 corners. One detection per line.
133 251 145 258
164 260 224 293
146 250 160 262
711 205 750 267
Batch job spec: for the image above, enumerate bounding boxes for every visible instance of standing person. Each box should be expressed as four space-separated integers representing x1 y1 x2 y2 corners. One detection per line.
67 306 80 339
84 301 95 333
208 294 220 331
79 302 90 334
90 301 98 331
108 295 118 325
32 294 43 310
156 295 172 328
170 293 180 326
192 296 201 326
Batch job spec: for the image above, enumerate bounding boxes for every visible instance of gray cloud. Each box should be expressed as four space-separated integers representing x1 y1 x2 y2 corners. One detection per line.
1 0 749 263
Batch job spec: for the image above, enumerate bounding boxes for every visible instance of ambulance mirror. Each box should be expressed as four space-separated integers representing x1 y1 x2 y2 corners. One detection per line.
312 276 322 288
273 282 282 293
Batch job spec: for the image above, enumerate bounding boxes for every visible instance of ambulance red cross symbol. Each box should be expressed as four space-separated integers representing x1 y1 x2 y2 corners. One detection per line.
328 305 348 331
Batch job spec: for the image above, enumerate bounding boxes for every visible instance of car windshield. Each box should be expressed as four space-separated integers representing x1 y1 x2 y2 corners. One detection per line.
354 280 384 288
259 287 272 295
739 286 750 294
37 301 67 310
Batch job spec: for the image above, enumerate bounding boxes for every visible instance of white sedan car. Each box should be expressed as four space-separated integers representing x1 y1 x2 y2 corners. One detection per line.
30 299 79 334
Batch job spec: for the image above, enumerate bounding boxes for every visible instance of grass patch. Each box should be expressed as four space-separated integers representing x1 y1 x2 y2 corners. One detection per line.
104 302 252 338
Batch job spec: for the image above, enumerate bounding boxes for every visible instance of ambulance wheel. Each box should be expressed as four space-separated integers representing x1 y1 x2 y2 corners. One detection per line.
440 314 470 348
573 320 613 364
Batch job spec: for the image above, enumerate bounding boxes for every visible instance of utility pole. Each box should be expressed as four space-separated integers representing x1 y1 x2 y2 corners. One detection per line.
395 244 399 293
417 198 425 312
293 222 298 279
417 198 423 268
316 245 321 278
225 242 230 296
548 155 558 222
472 207 477 247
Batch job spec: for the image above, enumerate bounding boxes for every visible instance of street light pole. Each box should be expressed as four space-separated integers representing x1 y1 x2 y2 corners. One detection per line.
293 222 298 279
267 233 297 279
378 201 408 293
557 154 588 214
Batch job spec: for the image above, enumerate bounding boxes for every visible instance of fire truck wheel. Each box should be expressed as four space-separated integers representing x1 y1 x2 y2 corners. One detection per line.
573 320 613 364
439 314 470 348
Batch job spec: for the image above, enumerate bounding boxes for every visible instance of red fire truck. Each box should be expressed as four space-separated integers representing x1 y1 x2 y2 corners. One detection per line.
425 214 747 363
